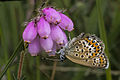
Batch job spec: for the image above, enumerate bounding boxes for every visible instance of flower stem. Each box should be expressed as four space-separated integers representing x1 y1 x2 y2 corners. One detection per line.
50 61 57 80
96 0 112 80
17 51 25 80
36 57 40 80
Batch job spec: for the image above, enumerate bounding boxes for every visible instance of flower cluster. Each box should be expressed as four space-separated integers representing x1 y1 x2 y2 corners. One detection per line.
23 7 74 56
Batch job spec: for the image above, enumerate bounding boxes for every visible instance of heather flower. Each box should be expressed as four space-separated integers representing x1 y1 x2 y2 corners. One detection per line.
22 7 74 57
48 42 57 56
28 36 41 56
23 21 37 43
51 24 64 45
37 17 51 39
58 13 74 31
62 31 68 44
42 7 61 24
40 36 53 53
56 31 68 49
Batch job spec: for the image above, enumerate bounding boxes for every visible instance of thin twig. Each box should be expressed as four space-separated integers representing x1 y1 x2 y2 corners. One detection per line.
17 43 28 80
50 61 57 80
17 51 25 80
39 65 120 76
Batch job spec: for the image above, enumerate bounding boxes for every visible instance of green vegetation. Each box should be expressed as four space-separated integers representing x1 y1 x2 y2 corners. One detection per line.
0 0 120 80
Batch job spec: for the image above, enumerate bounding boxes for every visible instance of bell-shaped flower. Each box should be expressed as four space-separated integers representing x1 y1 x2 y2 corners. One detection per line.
37 17 51 39
42 7 61 24
40 36 53 52
23 21 37 43
58 13 74 31
48 42 57 56
62 31 68 44
28 36 41 56
51 24 64 45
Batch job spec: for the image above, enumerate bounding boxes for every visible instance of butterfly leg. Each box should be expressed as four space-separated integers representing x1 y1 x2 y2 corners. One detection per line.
60 54 66 61
57 49 66 61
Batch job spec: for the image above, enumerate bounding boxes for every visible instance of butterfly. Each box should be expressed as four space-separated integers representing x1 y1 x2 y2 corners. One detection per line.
58 33 109 69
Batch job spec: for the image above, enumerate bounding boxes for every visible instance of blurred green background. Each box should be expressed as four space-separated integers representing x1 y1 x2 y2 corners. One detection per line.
0 0 120 80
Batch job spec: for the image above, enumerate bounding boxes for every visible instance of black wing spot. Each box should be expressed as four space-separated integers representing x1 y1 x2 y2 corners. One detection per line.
86 59 88 62
75 53 79 57
89 51 91 53
81 55 84 58
86 53 88 55
76 49 80 51
81 49 84 53
78 41 81 43
92 63 95 66
75 46 79 49
89 48 91 50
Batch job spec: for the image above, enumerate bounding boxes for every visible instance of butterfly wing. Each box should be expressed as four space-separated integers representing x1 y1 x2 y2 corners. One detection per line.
65 33 109 69
66 52 109 69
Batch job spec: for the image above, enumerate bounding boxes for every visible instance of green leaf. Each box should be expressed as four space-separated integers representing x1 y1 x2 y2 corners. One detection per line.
0 39 24 79
96 0 112 80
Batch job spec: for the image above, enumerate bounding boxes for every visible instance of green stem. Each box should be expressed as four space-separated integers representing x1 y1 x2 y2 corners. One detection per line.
96 0 112 80
0 39 23 79
36 57 40 80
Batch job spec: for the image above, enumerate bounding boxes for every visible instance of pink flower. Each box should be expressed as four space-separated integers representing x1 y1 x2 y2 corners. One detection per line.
42 7 61 24
22 7 74 57
40 36 53 52
51 24 64 45
58 13 74 31
37 17 51 39
28 36 41 56
48 42 57 56
23 21 37 43
62 31 68 44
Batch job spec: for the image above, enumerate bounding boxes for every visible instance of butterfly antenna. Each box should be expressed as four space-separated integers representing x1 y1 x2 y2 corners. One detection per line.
68 32 71 41
39 0 48 11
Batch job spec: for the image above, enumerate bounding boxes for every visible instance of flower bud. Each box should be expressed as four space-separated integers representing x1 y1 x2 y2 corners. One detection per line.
28 36 41 56
51 24 64 45
23 21 37 43
42 7 61 24
40 36 53 52
58 13 74 31
37 17 51 39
